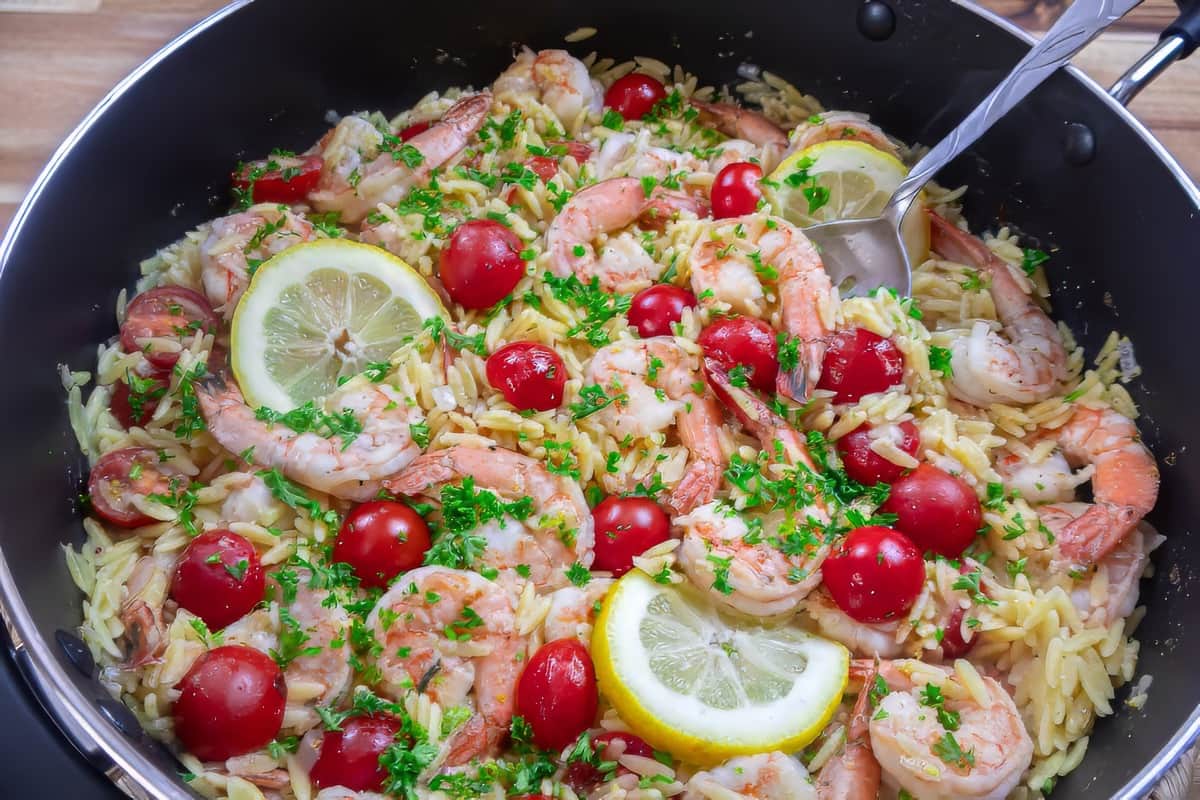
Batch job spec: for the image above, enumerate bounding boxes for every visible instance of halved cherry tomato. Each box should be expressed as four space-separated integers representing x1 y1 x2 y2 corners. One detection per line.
119 286 219 369
109 366 171 429
525 156 560 183
170 530 265 630
399 120 432 141
486 342 567 412
591 496 671 577
940 606 976 659
173 645 286 761
440 219 526 309
310 715 403 791
627 284 696 338
333 501 432 589
516 639 598 751
711 162 764 219
87 447 182 528
822 526 925 623
565 731 656 790
836 421 920 485
881 464 982 558
232 154 323 204
604 73 668 120
817 327 905 403
698 316 778 393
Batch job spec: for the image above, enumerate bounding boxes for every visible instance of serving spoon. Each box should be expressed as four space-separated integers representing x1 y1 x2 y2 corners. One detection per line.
807 0 1142 295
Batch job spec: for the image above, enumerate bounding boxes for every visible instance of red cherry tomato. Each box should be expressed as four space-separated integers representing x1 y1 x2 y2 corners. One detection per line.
836 421 920 485
604 73 667 120
564 732 656 790
170 530 265 630
440 219 526 309
232 154 323 204
591 497 671 577
87 447 182 528
880 464 982 559
515 639 598 750
822 526 925 623
120 286 219 369
525 156 559 183
310 715 403 791
334 501 432 589
711 162 764 219
940 607 976 660
173 645 286 761
109 367 171 428
627 285 697 338
698 316 778 393
485 342 567 412
817 327 905 403
399 120 432 141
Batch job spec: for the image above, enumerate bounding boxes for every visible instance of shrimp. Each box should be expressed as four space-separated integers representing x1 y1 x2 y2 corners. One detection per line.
805 588 906 658
862 659 1032 800
814 662 881 800
787 110 899 157
367 566 525 761
593 130 708 182
994 448 1087 506
542 578 614 645
280 579 352 710
690 99 789 150
200 205 316 318
585 337 725 514
928 211 1068 406
384 445 595 587
119 555 172 667
196 373 424 502
309 93 491 223
684 752 815 800
688 215 833 400
493 48 601 123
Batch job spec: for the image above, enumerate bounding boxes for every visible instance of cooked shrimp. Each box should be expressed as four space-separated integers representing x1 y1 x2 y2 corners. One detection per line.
684 752 815 800
309 93 491 223
200 205 316 319
688 215 832 400
119 555 172 667
493 48 601 123
787 110 899 157
929 211 1068 406
862 659 1033 800
690 99 789 150
585 337 725 514
805 588 906 658
196 373 423 502
542 578 614 645
994 448 1086 505
815 662 881 800
281 579 352 710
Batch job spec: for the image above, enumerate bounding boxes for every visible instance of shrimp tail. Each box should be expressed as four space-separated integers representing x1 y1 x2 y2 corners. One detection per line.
121 599 166 667
704 357 812 467
816 661 882 800
690 99 789 148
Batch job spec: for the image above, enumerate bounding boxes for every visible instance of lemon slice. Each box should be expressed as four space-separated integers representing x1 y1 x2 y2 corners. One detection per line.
765 140 930 265
231 239 446 410
592 570 848 765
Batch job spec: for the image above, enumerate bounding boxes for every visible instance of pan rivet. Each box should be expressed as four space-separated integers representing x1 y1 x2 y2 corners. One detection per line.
98 697 143 740
55 629 94 676
1063 122 1096 165
858 1 896 41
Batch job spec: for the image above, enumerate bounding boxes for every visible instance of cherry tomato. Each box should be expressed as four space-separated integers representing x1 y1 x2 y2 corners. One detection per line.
591 497 671 577
604 73 667 120
310 715 403 791
710 162 764 219
399 120 432 141
525 155 559 183
817 327 905 403
333 501 432 589
564 732 656 790
940 606 976 660
822 526 924 623
171 530 265 630
836 421 920 485
698 316 778 393
109 367 171 429
440 219 526 309
173 645 286 761
87 447 182 528
881 464 982 558
515 639 598 750
485 342 567 412
120 286 219 369
232 154 323 204
627 284 696 338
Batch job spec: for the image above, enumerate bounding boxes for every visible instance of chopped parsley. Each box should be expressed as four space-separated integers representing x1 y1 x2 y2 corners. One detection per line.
565 561 591 587
569 383 626 421
255 400 363 449
423 477 533 570
707 553 735 595
541 271 632 347
257 467 341 528
929 345 954 376
172 361 208 441
1021 247 1049 277
932 731 975 770
423 316 488 356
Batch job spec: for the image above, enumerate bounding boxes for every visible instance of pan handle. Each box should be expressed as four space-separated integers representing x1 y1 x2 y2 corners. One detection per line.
1108 0 1200 104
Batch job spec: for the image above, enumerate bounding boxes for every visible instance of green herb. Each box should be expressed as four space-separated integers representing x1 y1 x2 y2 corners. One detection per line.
542 271 632 348
601 109 625 130
1006 556 1028 580
124 369 167 422
423 316 488 356
172 361 208 441
444 606 484 641
423 477 532 569
960 268 986 292
146 477 201 537
569 383 625 421
410 421 431 450
223 558 249 582
707 554 734 595
565 561 591 587
500 162 540 190
929 345 954 376
640 175 658 197
728 364 751 388
515 564 532 579
270 607 322 669
244 216 285 253
1021 247 1049 277
257 467 341 528
188 617 222 647
932 731 975 769
267 736 300 760
803 184 831 213
255 400 363 449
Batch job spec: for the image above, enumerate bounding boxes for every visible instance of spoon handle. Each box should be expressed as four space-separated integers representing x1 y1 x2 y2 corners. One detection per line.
886 0 1142 222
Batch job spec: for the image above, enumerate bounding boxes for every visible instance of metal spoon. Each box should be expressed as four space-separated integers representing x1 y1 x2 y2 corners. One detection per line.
806 0 1142 295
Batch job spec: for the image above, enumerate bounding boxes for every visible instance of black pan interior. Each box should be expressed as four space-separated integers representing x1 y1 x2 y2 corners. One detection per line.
3 0 1197 795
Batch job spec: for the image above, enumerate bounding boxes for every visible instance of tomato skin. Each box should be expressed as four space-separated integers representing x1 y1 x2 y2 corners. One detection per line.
822 526 925 623
120 286 219 369
817 328 905 403
87 447 181 528
310 715 403 791
171 530 265 630
698 316 779 393
604 74 668 120
710 162 764 219
525 156 559 183
172 646 286 761
880 464 982 559
109 367 171 428
940 607 976 660
232 154 323 204
399 120 432 141
591 497 671 577
836 421 920 485
333 501 432 589
515 639 599 751
485 342 567 412
440 219 526 309
564 732 656 790
627 285 697 338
